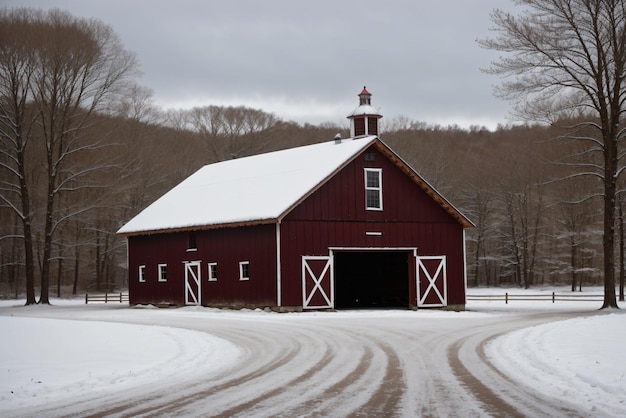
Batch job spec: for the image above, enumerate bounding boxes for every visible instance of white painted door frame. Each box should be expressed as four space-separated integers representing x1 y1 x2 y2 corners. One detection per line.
184 261 201 306
302 256 333 309
417 256 447 307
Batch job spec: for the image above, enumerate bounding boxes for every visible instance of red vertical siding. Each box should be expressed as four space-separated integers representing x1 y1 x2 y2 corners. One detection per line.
279 220 465 307
128 224 277 307
280 144 467 308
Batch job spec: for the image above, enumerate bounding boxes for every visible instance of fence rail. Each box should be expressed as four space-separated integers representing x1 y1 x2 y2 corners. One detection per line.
85 292 129 304
467 292 604 304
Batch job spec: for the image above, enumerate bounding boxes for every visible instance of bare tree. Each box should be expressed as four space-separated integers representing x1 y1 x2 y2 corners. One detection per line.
461 186 498 287
188 105 279 161
0 8 39 304
480 0 625 308
0 8 138 304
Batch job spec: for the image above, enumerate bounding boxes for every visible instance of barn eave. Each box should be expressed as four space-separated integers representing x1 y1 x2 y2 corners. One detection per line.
117 217 279 238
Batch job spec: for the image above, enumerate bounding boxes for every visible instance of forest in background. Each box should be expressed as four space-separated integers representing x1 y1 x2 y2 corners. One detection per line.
0 101 610 296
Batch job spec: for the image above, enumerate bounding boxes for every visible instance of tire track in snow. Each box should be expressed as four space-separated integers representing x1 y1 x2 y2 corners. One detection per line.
97 324 308 417
350 336 405 417
367 320 489 417
449 313 588 418
226 343 374 417
119 317 404 418
179 322 394 417
206 334 340 417
3 306 601 417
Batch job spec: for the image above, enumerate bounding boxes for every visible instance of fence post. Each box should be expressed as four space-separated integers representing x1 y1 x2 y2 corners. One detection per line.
105 293 108 303
85 293 88 304
505 292 508 304
552 292 555 303
119 292 123 302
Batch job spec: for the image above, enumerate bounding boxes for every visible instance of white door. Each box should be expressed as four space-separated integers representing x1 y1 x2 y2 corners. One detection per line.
185 261 201 305
302 256 333 309
417 256 447 307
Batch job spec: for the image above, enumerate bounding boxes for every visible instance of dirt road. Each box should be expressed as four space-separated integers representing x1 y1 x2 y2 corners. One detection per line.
4 306 589 417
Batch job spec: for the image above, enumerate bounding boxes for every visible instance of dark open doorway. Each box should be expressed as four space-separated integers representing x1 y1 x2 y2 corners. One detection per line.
334 251 410 309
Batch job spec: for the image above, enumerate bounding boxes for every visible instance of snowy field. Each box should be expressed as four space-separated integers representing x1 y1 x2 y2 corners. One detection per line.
0 286 624 417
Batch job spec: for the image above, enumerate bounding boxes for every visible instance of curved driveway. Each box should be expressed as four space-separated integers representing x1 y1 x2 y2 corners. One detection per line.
4 306 591 417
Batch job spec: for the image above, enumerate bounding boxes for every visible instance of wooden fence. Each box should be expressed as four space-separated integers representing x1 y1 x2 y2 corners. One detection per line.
466 292 604 304
85 292 129 304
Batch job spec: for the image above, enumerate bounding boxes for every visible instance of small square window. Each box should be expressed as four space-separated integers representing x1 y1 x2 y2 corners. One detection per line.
138 265 146 283
208 262 218 281
239 261 249 281
158 264 168 282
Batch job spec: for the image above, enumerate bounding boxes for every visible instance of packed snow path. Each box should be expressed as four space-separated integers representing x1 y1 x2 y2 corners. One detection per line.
0 303 614 417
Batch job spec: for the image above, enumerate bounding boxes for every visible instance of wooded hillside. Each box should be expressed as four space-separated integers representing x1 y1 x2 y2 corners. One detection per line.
0 105 609 296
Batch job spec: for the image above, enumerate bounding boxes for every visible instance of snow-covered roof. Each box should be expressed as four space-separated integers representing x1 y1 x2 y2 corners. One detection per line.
118 136 379 236
347 104 381 117
117 135 473 236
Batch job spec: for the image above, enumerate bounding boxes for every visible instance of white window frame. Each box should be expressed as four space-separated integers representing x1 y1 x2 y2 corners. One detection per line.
239 261 250 281
364 168 383 211
158 263 168 282
138 265 146 283
208 262 218 281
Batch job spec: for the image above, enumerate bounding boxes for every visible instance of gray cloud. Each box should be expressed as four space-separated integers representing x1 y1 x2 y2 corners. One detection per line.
2 0 519 129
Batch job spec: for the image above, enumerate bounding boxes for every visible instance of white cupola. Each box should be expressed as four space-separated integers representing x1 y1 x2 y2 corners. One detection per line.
347 86 382 138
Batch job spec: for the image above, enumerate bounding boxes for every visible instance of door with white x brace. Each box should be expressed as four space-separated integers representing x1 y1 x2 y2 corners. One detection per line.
184 261 201 306
417 256 447 307
302 256 333 309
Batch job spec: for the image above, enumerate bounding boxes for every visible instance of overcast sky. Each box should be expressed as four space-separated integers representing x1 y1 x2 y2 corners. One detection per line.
2 0 521 129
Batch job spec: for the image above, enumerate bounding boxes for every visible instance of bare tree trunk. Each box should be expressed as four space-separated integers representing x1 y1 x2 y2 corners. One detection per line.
20 153 37 305
38 169 55 304
56 242 63 298
72 245 80 295
571 238 577 292
619 199 625 301
95 229 102 291
601 131 618 308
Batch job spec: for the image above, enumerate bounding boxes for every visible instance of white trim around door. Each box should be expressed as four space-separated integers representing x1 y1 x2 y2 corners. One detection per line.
184 261 202 306
417 255 447 307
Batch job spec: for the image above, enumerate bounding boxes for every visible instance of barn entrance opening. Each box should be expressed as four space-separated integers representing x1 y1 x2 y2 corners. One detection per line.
333 251 409 309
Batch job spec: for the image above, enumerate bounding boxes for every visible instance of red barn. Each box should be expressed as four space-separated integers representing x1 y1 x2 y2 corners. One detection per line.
117 88 473 310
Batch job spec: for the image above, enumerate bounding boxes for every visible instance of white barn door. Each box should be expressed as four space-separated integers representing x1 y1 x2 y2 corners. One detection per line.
417 256 447 307
302 256 333 309
185 261 201 306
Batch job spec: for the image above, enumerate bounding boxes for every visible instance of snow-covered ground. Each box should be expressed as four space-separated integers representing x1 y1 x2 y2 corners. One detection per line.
0 286 624 417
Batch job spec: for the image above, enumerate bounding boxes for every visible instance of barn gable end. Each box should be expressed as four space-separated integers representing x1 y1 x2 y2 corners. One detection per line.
278 142 468 309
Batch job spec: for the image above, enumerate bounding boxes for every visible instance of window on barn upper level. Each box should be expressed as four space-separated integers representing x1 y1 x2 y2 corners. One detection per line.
239 261 250 281
364 168 383 210
208 262 217 281
158 264 168 282
188 232 197 251
138 265 146 283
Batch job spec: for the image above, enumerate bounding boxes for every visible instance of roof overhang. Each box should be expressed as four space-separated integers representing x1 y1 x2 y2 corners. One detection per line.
117 218 278 238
